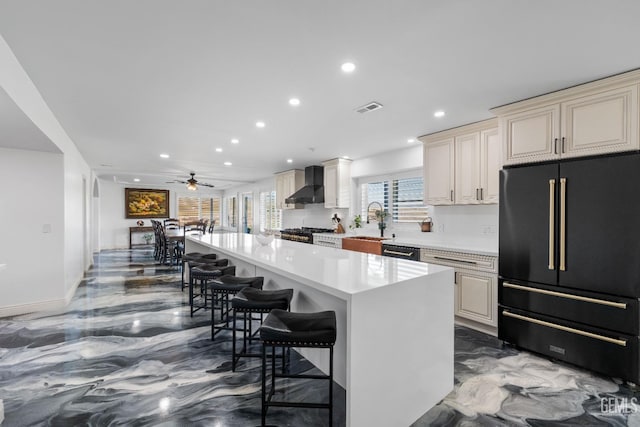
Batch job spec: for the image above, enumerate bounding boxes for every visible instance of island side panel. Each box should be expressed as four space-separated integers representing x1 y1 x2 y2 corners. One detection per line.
347 268 454 427
256 266 349 389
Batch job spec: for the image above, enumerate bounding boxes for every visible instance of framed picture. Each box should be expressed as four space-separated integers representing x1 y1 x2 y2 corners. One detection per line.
125 188 170 219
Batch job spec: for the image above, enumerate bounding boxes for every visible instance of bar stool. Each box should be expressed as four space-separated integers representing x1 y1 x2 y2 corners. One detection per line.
231 287 293 371
189 260 234 316
260 309 337 427
208 276 264 341
181 253 217 290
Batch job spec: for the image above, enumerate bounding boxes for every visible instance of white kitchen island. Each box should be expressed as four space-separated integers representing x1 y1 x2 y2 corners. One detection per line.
186 232 454 427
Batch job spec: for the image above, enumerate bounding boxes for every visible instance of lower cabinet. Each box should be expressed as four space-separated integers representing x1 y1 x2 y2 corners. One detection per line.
313 234 343 249
455 269 497 327
421 248 498 335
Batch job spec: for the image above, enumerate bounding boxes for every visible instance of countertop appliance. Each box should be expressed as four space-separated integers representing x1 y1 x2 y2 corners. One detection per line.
381 243 421 261
284 166 324 205
499 152 640 383
280 227 334 244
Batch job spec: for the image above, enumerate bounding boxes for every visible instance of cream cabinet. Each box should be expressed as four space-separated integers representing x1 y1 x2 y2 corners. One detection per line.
322 158 352 209
421 118 499 205
421 248 498 335
274 169 304 210
494 76 639 166
422 138 454 205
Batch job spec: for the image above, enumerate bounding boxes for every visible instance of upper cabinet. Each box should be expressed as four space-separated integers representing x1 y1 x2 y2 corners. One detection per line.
322 158 352 208
420 119 500 206
492 72 640 166
275 169 304 210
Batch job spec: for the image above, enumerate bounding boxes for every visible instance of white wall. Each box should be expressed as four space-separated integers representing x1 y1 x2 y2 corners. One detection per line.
1 34 93 315
98 178 223 249
0 148 65 315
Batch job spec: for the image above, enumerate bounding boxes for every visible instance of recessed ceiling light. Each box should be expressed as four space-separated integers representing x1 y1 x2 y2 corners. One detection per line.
434 110 445 118
341 62 356 73
256 121 266 128
133 178 140 182
224 161 232 166
289 98 300 106
160 153 170 158
215 147 223 152
407 138 416 144
286 158 293 163
231 138 239 144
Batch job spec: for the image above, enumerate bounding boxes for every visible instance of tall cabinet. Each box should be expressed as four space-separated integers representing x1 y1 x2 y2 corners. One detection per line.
322 158 352 208
420 118 500 205
274 169 304 210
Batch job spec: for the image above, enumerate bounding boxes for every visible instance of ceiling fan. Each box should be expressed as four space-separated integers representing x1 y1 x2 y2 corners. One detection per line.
168 172 215 190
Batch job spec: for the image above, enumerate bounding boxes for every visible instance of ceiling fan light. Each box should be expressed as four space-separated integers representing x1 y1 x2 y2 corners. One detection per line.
187 182 197 191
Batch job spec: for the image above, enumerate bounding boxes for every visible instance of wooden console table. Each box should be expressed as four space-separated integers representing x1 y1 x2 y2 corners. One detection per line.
129 226 154 248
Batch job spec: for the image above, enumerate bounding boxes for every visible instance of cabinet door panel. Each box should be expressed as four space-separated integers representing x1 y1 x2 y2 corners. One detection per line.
502 105 560 165
424 138 454 205
481 128 500 204
562 85 639 158
454 132 480 204
324 164 338 208
456 270 496 326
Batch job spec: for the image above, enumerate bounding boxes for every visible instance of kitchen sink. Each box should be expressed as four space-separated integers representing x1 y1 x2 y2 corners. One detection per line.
342 236 388 255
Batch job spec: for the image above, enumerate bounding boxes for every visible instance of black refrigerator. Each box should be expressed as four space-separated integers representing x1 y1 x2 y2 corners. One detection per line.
499 152 640 383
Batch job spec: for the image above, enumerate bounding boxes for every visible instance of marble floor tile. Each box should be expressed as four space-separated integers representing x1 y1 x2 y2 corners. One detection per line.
1 248 639 426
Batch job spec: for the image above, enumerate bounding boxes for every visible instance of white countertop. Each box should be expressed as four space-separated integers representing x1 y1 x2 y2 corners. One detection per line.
187 233 451 300
312 232 498 256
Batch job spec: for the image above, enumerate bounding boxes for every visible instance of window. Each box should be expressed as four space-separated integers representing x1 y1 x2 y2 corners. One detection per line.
177 196 221 225
227 196 237 228
259 191 281 232
360 175 429 223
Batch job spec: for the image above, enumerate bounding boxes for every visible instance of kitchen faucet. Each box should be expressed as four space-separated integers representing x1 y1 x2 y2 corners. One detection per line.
366 201 386 237
366 201 384 224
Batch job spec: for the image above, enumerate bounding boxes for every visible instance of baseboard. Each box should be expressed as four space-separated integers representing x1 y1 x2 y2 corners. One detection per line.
0 298 67 318
0 275 83 319
455 317 498 337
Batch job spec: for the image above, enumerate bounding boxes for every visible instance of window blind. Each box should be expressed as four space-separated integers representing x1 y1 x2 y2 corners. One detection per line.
259 191 281 231
360 176 428 223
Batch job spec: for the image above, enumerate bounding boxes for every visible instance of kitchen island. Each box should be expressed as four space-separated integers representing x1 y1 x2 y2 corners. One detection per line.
186 232 454 427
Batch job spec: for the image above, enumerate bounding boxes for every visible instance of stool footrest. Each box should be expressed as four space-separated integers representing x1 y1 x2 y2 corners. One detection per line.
273 373 330 380
265 401 331 410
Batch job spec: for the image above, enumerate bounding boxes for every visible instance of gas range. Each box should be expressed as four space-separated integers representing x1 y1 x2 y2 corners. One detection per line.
280 227 335 244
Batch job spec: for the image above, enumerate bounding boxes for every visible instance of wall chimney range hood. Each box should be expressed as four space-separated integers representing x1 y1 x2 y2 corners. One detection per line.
285 166 324 204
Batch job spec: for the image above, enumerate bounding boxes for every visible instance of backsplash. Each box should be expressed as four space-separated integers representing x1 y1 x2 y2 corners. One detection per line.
352 204 498 241
282 204 498 244
281 204 350 230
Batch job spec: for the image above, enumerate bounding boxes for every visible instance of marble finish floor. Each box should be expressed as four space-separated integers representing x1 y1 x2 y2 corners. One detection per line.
0 248 638 426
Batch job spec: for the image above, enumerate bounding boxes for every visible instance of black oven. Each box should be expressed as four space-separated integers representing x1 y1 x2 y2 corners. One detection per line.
381 244 421 261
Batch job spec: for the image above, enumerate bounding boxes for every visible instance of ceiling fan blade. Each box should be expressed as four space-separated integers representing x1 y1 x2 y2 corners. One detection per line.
200 183 215 188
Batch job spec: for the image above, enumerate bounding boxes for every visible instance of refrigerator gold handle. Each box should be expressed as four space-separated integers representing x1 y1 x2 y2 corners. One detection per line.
548 179 555 270
560 178 567 271
503 282 627 309
502 310 627 347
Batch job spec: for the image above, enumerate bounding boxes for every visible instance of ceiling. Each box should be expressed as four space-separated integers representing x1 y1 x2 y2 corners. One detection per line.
1 1 640 190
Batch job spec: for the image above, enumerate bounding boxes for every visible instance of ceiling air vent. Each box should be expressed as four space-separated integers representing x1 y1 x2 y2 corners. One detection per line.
355 101 383 114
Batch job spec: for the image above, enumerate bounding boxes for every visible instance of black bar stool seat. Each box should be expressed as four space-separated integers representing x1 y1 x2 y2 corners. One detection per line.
182 253 217 290
208 276 264 340
231 288 293 371
260 309 337 427
189 260 233 316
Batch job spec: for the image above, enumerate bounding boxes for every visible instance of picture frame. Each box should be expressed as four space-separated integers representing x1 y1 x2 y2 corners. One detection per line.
125 188 170 219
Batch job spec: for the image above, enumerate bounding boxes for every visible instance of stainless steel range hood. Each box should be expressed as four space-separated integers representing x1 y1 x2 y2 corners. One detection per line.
284 166 324 204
